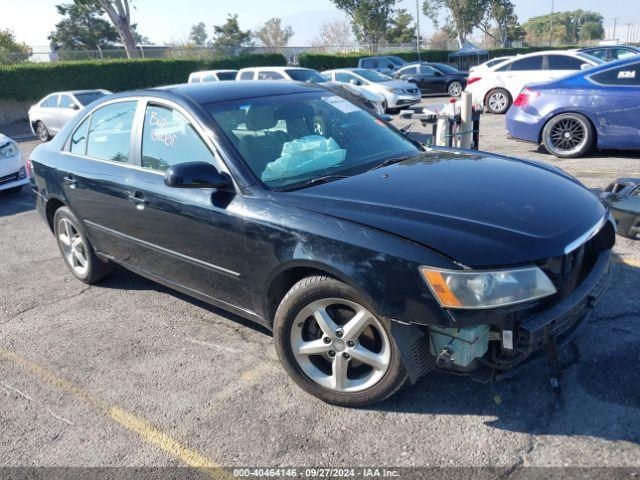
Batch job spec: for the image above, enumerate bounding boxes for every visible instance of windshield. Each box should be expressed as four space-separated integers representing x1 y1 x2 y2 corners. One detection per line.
206 91 420 190
577 53 605 65
74 91 108 106
287 69 328 83
353 69 392 83
431 63 459 74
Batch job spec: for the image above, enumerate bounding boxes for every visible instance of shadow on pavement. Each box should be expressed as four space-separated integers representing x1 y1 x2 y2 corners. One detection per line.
0 187 35 217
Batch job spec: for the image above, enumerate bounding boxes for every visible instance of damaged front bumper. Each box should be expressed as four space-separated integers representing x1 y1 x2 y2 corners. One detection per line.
393 247 612 384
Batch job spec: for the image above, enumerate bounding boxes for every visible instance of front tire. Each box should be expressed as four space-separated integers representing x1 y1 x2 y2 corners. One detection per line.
448 80 463 97
274 276 407 407
54 207 111 284
35 121 51 142
485 88 511 114
541 113 594 158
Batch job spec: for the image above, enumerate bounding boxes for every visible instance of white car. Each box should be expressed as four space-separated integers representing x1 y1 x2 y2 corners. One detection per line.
468 56 514 74
236 66 386 115
29 90 111 141
188 70 238 83
464 50 602 114
323 68 421 112
0 134 28 194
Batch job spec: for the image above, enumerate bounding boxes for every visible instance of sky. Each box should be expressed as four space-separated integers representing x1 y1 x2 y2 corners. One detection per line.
3 0 640 48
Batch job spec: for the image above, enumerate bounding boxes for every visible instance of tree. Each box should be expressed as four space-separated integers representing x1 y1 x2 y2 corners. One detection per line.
0 29 32 64
254 18 294 49
98 0 140 58
212 14 252 54
428 23 456 49
189 22 208 47
522 10 604 45
310 19 354 51
330 0 398 50
385 8 416 44
422 0 487 48
49 0 119 51
478 0 524 47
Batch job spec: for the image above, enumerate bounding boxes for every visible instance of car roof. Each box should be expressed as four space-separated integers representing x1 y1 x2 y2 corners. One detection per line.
236 66 314 73
191 69 238 75
148 81 326 104
580 45 640 51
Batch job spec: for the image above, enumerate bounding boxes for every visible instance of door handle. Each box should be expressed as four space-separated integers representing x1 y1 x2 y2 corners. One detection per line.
63 175 77 189
127 191 149 209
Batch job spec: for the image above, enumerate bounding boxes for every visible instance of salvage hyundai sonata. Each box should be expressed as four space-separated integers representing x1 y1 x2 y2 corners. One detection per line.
29 81 614 406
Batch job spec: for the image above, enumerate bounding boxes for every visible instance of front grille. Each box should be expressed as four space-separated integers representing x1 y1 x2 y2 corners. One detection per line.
0 172 19 185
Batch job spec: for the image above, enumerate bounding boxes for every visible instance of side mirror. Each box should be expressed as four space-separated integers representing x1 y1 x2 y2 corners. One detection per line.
73 104 80 110
580 63 591 70
379 114 393 122
434 71 443 77
164 161 232 190
349 78 361 86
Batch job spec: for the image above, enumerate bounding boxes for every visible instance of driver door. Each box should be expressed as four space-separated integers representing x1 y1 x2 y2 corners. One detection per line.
122 100 249 308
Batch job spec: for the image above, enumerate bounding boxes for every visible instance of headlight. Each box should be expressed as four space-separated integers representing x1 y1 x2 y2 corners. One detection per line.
386 87 405 94
0 142 18 159
420 266 556 309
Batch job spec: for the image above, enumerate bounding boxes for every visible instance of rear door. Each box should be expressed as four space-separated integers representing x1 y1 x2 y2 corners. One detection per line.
587 61 640 149
496 56 546 98
419 65 448 93
39 95 60 132
121 100 248 307
59 99 139 260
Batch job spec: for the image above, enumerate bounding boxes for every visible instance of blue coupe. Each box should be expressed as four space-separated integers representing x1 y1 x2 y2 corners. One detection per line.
506 56 640 158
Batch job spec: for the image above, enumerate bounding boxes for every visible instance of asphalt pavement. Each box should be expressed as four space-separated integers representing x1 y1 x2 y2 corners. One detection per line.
1 108 639 476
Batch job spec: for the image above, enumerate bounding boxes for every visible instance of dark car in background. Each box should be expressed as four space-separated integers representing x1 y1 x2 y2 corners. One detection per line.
29 81 614 407
394 62 468 96
507 57 640 158
358 55 407 74
578 45 640 62
600 178 640 239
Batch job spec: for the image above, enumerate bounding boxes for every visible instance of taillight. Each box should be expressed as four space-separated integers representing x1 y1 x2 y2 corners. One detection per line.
513 88 540 107
466 76 481 86
26 158 32 177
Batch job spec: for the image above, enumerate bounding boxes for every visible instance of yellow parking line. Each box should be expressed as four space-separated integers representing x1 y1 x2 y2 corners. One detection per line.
0 346 225 476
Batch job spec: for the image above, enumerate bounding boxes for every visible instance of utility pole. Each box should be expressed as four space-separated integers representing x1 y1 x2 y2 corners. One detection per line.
627 23 632 43
549 0 555 46
415 0 421 62
612 17 618 41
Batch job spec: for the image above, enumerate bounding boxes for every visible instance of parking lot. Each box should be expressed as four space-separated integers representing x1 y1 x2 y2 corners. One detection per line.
1 105 639 474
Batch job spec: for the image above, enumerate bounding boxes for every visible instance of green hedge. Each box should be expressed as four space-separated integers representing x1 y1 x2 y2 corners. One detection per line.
0 53 287 101
298 46 580 71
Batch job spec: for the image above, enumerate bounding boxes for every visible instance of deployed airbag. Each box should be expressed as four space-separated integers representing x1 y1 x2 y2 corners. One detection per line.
261 135 346 182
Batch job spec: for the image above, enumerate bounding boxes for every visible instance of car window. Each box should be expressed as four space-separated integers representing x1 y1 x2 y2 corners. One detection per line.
361 59 376 68
286 69 327 83
190 75 201 83
41 95 59 108
202 74 216 82
586 49 607 60
69 115 90 155
207 91 420 190
335 72 356 83
141 104 214 171
613 48 637 60
400 66 417 75
59 95 76 109
239 71 254 80
86 101 137 163
590 63 640 86
420 66 439 75
507 56 543 71
546 55 585 70
257 71 285 80
217 71 237 80
74 91 107 106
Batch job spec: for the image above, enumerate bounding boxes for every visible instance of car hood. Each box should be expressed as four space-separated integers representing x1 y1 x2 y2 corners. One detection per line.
278 150 606 267
0 134 13 149
379 80 416 90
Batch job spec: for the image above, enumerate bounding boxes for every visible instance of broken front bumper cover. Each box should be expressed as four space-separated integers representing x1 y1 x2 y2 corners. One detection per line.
393 247 612 384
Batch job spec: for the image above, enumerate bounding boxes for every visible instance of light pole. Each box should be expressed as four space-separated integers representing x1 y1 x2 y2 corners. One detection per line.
416 0 421 62
549 0 555 46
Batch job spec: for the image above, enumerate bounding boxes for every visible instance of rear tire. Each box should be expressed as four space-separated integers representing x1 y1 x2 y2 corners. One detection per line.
35 121 51 142
447 81 463 97
541 113 594 158
273 276 407 407
53 206 111 284
485 88 511 114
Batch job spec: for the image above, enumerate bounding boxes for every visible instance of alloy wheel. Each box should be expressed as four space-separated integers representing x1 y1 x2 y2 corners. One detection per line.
290 298 391 392
488 91 509 113
57 218 89 277
545 116 587 156
36 122 49 142
448 81 462 97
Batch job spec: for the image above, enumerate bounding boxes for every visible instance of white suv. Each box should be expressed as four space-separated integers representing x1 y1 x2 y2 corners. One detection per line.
465 51 602 114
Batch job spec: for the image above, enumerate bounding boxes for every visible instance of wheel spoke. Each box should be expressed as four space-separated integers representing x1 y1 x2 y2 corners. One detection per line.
313 307 338 337
331 354 349 390
296 338 331 356
72 249 87 268
341 308 371 341
350 344 387 371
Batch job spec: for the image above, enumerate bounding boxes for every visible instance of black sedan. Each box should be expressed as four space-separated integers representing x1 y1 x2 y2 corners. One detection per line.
29 81 614 406
600 178 640 238
394 62 468 96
